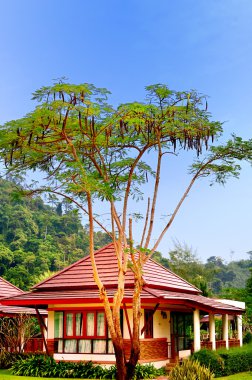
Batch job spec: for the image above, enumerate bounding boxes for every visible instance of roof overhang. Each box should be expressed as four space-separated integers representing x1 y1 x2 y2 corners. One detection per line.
1 286 245 315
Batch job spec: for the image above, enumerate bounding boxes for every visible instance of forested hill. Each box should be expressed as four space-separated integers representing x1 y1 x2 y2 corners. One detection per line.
0 179 111 290
0 179 251 295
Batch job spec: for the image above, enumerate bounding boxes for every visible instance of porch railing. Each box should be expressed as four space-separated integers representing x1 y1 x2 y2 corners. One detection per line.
201 339 240 350
24 338 44 353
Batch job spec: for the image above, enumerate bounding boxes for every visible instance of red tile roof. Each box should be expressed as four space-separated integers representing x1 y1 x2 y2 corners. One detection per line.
0 277 24 298
33 243 199 294
141 257 199 293
0 277 47 316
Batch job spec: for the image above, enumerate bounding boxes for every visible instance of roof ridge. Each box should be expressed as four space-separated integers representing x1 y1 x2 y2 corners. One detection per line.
143 286 161 298
32 242 114 289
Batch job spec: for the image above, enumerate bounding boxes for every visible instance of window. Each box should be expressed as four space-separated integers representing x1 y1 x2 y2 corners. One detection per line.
54 310 114 354
144 309 153 338
171 312 192 351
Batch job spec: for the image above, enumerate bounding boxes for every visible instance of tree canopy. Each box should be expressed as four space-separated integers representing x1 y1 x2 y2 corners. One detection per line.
0 82 251 251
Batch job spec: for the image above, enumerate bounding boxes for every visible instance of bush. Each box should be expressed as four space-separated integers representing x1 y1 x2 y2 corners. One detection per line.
133 363 166 379
0 350 18 369
0 350 40 369
191 348 225 377
169 359 214 380
11 355 165 379
192 344 252 377
243 331 252 344
218 344 252 376
12 355 57 377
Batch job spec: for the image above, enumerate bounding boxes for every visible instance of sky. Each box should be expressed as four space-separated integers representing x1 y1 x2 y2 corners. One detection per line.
0 0 252 262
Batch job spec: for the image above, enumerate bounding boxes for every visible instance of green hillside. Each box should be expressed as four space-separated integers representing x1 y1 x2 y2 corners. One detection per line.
0 179 111 290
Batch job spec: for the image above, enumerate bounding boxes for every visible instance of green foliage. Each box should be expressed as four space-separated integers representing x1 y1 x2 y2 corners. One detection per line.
156 242 252 299
0 179 111 290
1 80 250 249
206 256 252 293
192 345 252 378
11 355 164 379
243 332 252 344
245 269 252 307
191 349 225 377
0 351 19 369
167 241 214 295
169 359 214 380
0 351 37 369
133 363 166 379
218 344 252 376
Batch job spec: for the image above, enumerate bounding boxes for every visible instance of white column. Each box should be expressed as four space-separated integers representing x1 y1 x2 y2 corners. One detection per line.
222 314 229 349
209 313 216 350
237 315 243 347
193 308 201 352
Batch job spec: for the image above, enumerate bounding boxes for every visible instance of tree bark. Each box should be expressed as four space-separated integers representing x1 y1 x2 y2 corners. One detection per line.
113 334 141 380
113 338 127 380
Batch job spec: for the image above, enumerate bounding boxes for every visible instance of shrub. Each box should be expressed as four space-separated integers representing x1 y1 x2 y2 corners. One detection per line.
243 331 252 344
0 350 18 369
0 350 41 369
11 355 165 379
218 344 252 376
169 359 214 380
192 344 252 377
191 348 224 377
12 355 56 377
133 363 166 379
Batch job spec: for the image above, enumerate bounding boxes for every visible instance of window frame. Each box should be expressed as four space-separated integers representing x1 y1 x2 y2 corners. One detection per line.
63 310 107 339
54 310 111 354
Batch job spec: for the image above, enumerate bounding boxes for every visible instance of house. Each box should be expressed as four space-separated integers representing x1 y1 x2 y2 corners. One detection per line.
1 243 244 367
0 276 47 353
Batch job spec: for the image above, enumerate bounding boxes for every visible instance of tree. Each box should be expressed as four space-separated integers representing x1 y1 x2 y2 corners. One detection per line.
245 269 252 310
0 80 252 380
0 314 39 353
168 241 213 296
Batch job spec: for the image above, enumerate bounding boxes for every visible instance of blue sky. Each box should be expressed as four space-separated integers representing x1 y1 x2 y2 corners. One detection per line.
0 0 251 262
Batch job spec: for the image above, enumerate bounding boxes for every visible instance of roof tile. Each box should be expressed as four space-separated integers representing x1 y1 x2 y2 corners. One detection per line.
33 243 199 294
0 277 24 298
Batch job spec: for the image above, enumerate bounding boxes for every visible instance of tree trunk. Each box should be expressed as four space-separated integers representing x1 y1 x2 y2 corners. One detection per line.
126 342 140 380
113 336 140 380
114 339 127 380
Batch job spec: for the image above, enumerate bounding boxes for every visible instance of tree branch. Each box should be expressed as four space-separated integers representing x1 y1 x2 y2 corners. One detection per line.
144 137 162 248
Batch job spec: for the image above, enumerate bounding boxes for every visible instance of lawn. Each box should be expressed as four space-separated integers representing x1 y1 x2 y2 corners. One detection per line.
218 374 252 380
0 369 86 380
0 369 252 380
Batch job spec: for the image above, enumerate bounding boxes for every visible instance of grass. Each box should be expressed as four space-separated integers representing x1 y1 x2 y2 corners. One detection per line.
0 369 86 380
0 369 252 380
218 373 252 380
